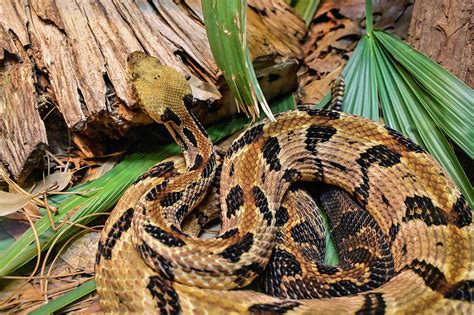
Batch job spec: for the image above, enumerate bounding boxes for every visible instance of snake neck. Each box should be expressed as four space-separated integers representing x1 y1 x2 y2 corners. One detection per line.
142 103 217 230
163 107 213 172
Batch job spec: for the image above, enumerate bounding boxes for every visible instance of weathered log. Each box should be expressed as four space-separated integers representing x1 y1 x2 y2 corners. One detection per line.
0 23 48 184
0 0 305 183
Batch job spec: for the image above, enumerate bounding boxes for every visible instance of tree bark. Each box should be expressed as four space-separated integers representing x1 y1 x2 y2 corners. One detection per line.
407 0 473 184
0 0 305 183
407 0 472 87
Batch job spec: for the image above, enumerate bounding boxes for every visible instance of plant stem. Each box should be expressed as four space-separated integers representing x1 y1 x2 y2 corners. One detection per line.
365 0 373 35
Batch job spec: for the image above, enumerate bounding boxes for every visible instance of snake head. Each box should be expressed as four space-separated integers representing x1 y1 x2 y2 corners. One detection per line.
127 51 192 124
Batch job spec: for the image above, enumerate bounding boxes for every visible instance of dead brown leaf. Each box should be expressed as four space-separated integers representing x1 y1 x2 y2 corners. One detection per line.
0 191 33 216
60 232 100 274
189 75 222 101
308 53 345 74
302 70 342 105
0 280 40 312
317 0 412 33
78 161 116 184
31 169 73 195
4 203 41 223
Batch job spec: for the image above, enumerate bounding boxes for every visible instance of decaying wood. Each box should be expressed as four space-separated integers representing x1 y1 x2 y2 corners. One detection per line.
0 26 48 184
407 0 472 87
0 0 306 183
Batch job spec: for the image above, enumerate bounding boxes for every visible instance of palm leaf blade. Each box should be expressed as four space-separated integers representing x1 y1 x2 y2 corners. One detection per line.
340 29 472 207
374 31 474 159
343 36 379 120
202 0 273 120
372 40 473 205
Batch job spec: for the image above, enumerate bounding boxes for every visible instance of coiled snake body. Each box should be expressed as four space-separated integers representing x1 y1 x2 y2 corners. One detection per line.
95 52 473 314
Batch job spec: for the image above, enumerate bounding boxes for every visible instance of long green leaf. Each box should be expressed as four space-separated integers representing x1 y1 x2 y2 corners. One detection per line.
202 0 273 120
0 149 174 276
29 279 96 315
374 31 474 159
343 36 379 120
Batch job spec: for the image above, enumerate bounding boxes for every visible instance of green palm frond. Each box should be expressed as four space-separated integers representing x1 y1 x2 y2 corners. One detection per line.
341 1 473 206
202 0 274 120
375 31 474 158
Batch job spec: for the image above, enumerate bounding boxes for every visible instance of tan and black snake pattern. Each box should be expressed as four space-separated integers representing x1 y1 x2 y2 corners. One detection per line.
95 52 473 314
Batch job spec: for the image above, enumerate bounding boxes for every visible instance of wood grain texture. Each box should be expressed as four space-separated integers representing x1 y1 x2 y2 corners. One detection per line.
0 6 48 184
407 0 472 87
0 0 305 183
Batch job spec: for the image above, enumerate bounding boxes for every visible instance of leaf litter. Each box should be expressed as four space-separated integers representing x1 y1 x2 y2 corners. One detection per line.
0 151 103 313
299 0 413 105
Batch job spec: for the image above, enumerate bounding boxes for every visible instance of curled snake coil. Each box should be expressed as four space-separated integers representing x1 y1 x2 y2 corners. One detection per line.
95 52 473 314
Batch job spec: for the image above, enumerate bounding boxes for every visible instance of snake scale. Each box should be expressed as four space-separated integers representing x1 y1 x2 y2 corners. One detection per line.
95 52 473 314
